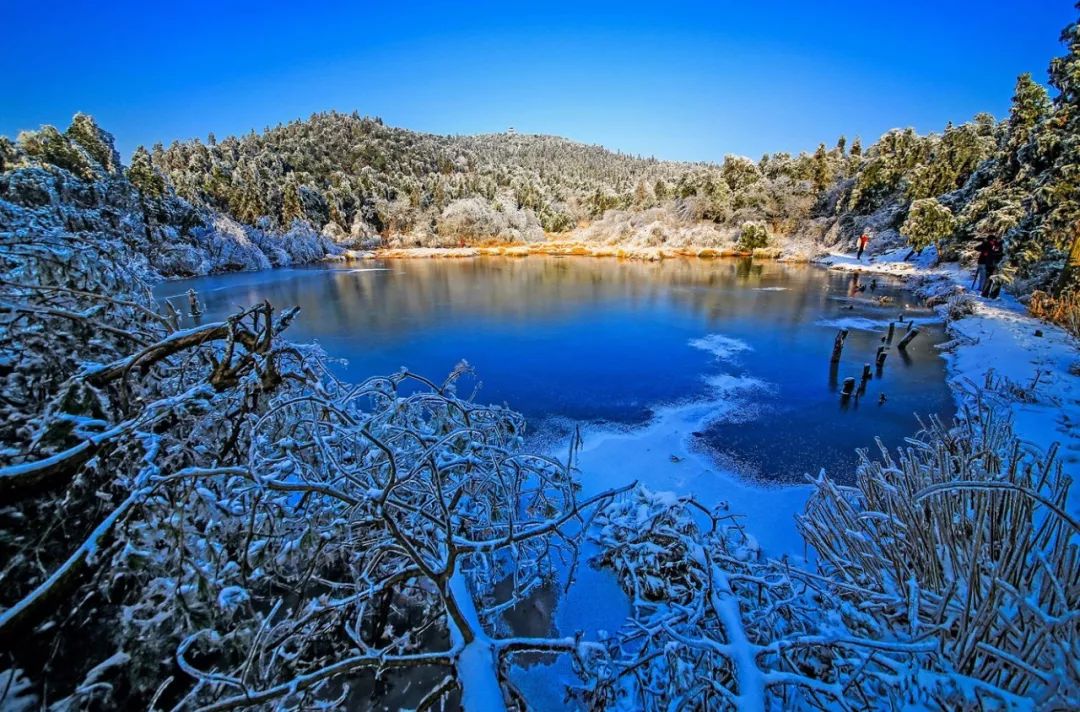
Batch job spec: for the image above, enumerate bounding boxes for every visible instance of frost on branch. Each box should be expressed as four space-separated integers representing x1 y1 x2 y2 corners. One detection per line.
800 398 1079 709
581 487 943 710
0 227 623 709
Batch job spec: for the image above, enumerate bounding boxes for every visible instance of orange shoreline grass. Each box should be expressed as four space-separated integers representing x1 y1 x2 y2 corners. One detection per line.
343 241 800 262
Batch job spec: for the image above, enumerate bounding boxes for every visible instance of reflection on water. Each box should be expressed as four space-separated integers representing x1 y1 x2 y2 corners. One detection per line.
159 257 954 485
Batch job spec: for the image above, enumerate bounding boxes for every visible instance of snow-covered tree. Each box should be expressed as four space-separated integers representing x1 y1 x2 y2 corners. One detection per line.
127 145 166 198
902 197 955 257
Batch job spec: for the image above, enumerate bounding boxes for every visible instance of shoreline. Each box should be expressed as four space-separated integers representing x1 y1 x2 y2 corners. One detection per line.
815 248 1080 514
341 240 809 262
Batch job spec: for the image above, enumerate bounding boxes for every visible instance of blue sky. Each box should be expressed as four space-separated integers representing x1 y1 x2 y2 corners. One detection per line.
2 1 1075 162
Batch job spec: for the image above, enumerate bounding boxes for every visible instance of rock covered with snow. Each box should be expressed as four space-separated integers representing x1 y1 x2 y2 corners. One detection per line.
0 115 341 280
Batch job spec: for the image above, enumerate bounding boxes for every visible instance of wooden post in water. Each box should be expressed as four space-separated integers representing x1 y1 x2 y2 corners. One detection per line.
898 327 920 350
859 363 872 392
830 329 849 363
841 377 856 400
886 322 895 343
876 346 888 369
187 289 202 318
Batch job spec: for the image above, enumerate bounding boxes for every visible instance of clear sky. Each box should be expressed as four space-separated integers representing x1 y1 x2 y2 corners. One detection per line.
3 1 1075 162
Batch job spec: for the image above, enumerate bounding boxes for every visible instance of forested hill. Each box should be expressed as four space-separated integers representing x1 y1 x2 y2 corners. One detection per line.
1 9 1078 308
155 115 708 235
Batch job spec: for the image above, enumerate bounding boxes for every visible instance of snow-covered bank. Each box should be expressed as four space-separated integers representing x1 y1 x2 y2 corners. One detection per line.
571 387 813 560
817 248 1080 513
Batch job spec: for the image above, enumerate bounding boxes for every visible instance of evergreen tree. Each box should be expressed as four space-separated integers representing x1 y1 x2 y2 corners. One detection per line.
850 137 862 158
17 125 94 178
126 146 166 198
812 142 831 192
902 197 955 259
1044 8 1080 294
1003 74 1051 177
654 179 668 200
66 113 121 174
0 136 15 172
282 175 305 225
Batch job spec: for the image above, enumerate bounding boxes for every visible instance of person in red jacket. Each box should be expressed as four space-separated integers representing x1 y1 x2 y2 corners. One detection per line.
856 230 871 260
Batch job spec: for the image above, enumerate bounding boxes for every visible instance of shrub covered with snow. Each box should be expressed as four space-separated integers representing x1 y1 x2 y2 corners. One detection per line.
191 214 272 272
0 227 616 709
800 402 1079 708
737 220 769 251
432 195 543 245
576 207 737 249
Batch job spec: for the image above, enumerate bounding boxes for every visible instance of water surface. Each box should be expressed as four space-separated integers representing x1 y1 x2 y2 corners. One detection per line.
158 257 953 486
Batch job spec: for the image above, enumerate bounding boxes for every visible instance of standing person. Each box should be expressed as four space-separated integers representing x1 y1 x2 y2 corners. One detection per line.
973 236 992 292
981 237 1004 298
856 230 871 260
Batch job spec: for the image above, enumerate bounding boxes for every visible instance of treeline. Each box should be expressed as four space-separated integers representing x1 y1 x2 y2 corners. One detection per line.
148 113 836 245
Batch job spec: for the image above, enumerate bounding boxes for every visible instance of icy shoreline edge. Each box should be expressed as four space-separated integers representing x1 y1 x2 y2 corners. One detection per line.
815 248 1080 515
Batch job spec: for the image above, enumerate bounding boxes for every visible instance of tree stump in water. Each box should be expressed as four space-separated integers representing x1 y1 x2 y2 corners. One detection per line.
898 328 920 350
859 363 872 392
841 377 856 400
187 289 202 318
830 329 849 363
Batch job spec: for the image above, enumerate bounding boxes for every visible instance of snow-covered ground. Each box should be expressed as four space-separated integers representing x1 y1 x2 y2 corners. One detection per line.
572 378 812 558
818 247 1080 514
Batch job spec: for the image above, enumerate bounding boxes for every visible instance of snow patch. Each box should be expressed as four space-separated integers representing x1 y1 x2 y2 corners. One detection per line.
815 316 937 331
689 334 752 362
217 585 250 611
703 373 773 397
568 371 806 561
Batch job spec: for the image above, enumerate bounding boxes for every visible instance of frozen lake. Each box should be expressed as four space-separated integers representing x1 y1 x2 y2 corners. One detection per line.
159 256 953 494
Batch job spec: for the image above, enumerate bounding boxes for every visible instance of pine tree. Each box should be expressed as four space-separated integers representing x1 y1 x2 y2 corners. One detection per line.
1044 8 1080 294
812 142 831 192
66 113 122 174
1003 73 1051 176
654 179 668 200
282 175 305 225
836 135 847 155
17 125 93 178
126 146 166 198
902 197 955 260
850 137 862 158
0 136 15 172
